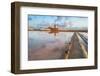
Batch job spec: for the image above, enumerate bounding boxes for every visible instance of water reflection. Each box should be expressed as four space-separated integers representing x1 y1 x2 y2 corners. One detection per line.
28 31 74 60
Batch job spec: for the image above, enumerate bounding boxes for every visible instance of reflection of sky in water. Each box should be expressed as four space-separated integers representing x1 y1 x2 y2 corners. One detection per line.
29 31 73 42
28 31 73 51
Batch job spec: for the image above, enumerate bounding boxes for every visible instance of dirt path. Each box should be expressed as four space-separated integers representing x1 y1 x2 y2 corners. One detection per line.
68 32 87 59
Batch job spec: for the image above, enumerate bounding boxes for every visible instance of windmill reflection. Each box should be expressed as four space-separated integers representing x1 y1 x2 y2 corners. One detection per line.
28 25 87 36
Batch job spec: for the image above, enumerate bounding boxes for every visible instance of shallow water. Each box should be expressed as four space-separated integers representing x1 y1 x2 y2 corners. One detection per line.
28 31 74 60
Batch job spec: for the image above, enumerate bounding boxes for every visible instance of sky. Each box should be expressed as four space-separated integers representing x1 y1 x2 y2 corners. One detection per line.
28 15 88 30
